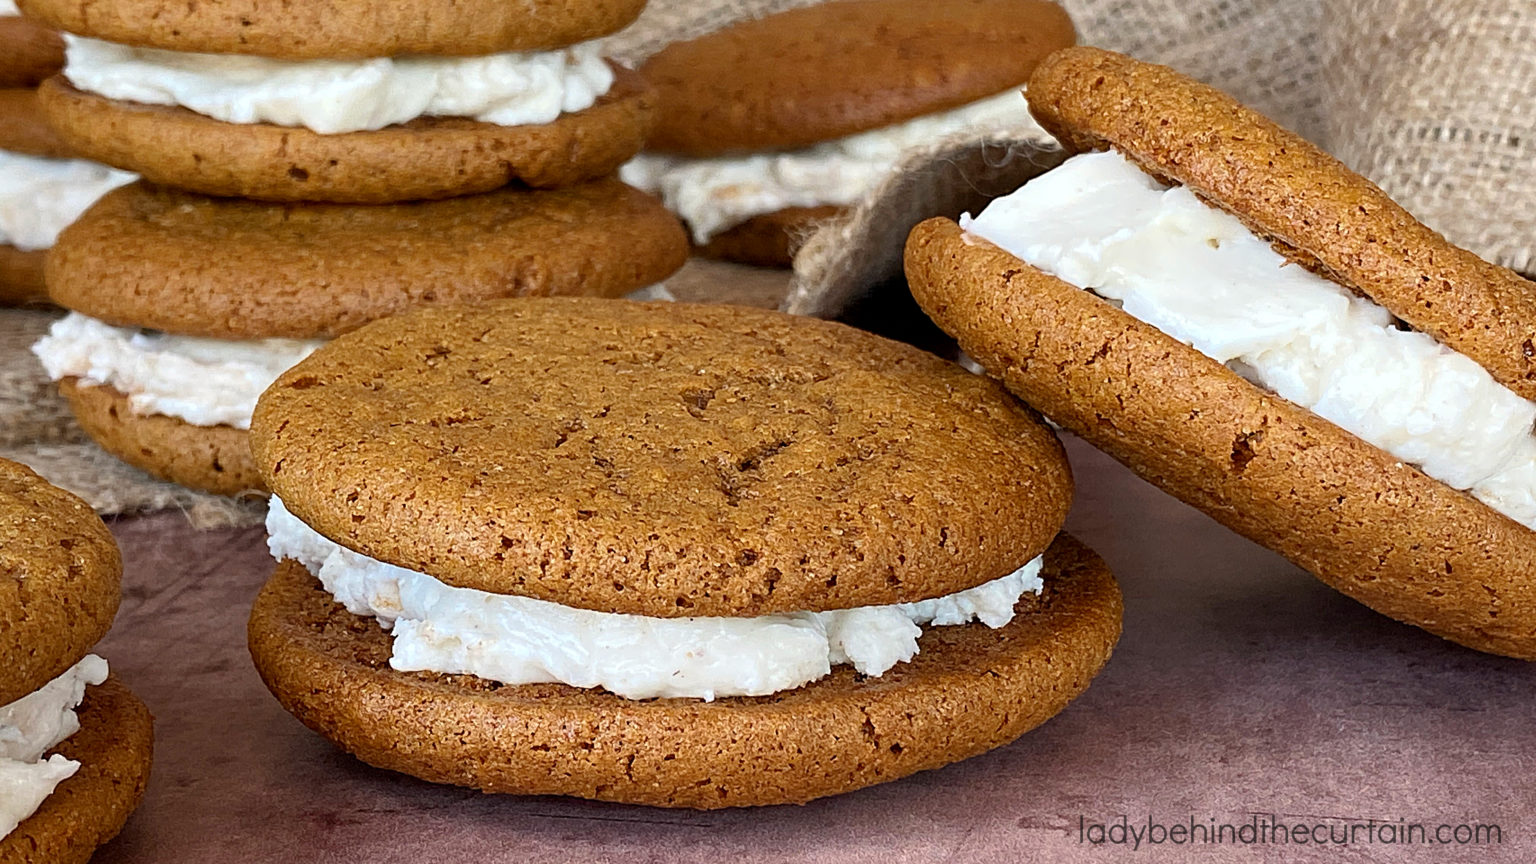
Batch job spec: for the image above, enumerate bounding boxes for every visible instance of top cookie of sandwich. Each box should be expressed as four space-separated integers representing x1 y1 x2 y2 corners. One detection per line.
252 299 1071 618
1027 46 1536 402
641 0 1075 156
15 0 646 59
0 458 121 707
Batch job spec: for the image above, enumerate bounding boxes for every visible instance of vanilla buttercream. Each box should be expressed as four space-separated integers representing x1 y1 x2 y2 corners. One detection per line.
267 497 1042 701
0 151 134 252
964 149 1536 529
0 655 108 840
64 35 615 135
32 313 321 430
621 89 1042 243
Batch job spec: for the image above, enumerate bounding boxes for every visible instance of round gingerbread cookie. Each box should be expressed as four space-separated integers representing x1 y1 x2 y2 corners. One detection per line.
249 533 1120 808
0 457 120 706
641 0 1074 156
694 205 843 269
0 15 63 88
59 380 265 498
37 69 655 203
1027 46 1536 402
16 0 644 59
0 676 154 864
252 298 1072 618
49 178 689 340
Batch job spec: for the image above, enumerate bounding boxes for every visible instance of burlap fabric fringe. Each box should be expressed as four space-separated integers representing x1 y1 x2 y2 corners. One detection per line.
3 0 1530 520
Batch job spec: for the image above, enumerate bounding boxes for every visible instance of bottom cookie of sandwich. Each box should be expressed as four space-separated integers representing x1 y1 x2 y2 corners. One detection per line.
248 533 1122 808
60 378 264 497
0 676 155 864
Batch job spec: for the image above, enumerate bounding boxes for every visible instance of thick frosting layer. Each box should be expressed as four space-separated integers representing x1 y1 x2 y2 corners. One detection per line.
621 89 1042 243
64 35 615 135
267 497 1041 701
0 655 108 840
0 1 18 15
0 151 135 252
32 313 321 430
964 149 1536 529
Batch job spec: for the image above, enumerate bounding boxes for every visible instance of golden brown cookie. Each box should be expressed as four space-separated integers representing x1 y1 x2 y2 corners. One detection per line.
0 15 63 89
695 205 843 269
249 534 1120 808
0 457 120 706
16 0 643 59
59 379 265 498
0 88 72 158
1027 46 1536 402
0 676 154 864
907 217 1536 659
49 179 689 340
0 244 49 307
642 0 1074 156
252 298 1072 617
37 69 656 203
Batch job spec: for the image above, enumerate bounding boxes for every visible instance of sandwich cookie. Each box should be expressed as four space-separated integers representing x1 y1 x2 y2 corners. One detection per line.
32 178 689 496
620 0 1074 267
247 298 1122 807
0 88 133 305
0 0 62 88
24 0 655 202
0 457 153 863
905 47 1536 658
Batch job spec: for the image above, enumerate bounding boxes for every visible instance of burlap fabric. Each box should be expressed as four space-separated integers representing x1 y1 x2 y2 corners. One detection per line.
4 0 1531 519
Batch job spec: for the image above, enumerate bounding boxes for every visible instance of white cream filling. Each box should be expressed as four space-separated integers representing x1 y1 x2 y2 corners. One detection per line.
267 497 1041 701
63 35 615 135
32 285 669 431
964 149 1536 529
0 1 19 16
0 655 108 840
621 89 1042 243
32 313 321 430
0 151 135 252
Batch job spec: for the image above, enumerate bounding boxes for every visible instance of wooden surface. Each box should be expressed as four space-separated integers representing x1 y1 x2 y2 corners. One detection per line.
86 437 1532 863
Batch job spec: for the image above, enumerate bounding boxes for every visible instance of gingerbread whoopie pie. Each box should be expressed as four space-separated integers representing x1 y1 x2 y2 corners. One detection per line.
620 0 1074 267
0 457 153 863
32 178 688 496
905 47 1536 659
246 298 1121 808
0 87 133 306
23 0 655 202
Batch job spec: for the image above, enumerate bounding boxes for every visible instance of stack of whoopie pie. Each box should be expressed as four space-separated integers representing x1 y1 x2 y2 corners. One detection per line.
246 298 1122 807
25 0 689 496
0 457 152 862
620 0 1074 268
907 47 1536 659
0 4 132 305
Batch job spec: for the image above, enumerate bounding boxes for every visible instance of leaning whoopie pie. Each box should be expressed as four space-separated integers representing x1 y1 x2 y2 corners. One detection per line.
246 298 1122 808
906 47 1536 659
0 457 153 863
620 0 1074 267
0 0 62 88
22 0 655 202
31 179 688 496
0 88 133 306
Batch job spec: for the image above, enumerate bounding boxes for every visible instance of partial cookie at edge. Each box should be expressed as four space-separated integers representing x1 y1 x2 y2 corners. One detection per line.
248 534 1121 808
